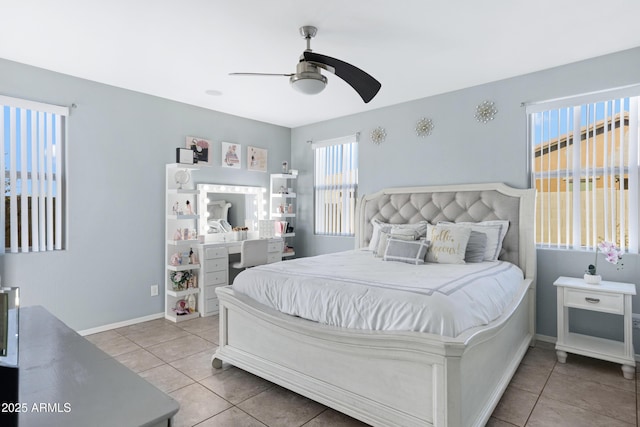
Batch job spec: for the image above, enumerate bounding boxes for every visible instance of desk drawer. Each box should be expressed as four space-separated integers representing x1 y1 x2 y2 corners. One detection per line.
204 258 227 273
204 285 226 299
204 247 228 259
203 270 227 286
564 288 624 314
204 298 219 314
268 241 283 253
267 252 282 264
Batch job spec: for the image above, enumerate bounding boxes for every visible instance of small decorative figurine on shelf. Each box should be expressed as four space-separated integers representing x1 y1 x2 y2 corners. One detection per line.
170 253 181 266
172 201 180 215
187 294 197 313
173 299 190 315
282 161 288 173
279 185 287 194
185 200 193 215
187 274 198 288
189 248 197 264
173 229 183 241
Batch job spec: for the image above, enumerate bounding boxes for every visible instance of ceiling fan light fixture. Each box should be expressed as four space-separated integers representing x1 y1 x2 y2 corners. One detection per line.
289 73 327 95
230 25 380 102
289 61 327 95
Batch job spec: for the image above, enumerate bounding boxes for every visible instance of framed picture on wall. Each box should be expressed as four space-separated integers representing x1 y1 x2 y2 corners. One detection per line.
221 141 241 169
247 146 267 172
185 136 211 165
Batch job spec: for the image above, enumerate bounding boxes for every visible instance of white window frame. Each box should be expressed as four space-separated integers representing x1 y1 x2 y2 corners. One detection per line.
0 95 68 253
526 85 640 253
313 134 359 236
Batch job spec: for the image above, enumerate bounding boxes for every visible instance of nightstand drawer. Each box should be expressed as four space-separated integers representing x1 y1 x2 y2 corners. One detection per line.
564 288 624 314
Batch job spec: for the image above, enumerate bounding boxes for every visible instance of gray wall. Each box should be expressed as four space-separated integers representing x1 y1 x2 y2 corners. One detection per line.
3 45 640 346
0 58 291 331
291 47 640 348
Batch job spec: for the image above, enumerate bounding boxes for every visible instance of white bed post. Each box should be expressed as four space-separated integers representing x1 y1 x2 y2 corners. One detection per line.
211 305 228 369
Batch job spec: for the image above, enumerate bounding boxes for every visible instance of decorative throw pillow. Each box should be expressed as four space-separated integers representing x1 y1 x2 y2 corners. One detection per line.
383 238 429 265
440 220 509 261
375 231 416 257
368 219 429 251
426 225 471 264
465 231 488 263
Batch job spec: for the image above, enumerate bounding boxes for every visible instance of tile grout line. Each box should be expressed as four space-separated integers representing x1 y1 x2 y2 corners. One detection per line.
521 357 557 426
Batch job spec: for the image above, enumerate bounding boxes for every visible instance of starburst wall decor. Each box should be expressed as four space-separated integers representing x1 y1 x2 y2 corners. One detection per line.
370 127 387 144
474 101 498 124
415 117 434 137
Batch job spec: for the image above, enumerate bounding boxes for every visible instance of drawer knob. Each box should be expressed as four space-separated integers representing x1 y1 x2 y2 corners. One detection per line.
585 297 600 304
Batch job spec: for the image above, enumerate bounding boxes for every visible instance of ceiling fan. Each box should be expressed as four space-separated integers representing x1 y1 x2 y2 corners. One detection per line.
230 26 381 103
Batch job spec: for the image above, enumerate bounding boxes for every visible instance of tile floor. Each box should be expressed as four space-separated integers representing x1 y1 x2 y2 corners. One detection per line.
86 316 639 427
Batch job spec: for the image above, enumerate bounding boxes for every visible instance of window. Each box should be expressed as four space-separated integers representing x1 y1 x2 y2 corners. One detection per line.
528 88 639 253
0 95 68 253
313 134 358 236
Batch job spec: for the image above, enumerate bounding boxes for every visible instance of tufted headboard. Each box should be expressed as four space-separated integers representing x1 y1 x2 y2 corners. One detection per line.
355 183 536 279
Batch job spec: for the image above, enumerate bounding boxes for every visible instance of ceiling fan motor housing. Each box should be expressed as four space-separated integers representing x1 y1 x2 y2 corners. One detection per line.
289 61 327 95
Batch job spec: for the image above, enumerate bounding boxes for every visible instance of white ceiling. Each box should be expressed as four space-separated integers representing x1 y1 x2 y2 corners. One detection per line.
2 0 640 128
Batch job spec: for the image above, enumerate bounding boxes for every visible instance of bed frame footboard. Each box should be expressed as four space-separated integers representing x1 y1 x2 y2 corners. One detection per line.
213 279 534 427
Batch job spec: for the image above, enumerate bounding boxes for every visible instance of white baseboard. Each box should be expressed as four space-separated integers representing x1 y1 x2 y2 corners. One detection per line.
77 312 164 336
534 333 556 344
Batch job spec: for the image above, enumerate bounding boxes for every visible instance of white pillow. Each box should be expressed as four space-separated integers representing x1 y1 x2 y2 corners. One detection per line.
426 224 471 264
439 220 509 261
368 219 429 251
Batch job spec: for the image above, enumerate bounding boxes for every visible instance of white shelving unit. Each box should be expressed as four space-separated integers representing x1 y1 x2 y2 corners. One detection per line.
270 173 296 258
165 163 201 322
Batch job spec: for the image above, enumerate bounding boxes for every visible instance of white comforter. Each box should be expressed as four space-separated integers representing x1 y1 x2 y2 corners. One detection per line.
232 250 525 337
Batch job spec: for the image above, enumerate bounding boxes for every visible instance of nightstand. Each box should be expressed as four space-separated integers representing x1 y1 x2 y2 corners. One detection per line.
554 276 636 379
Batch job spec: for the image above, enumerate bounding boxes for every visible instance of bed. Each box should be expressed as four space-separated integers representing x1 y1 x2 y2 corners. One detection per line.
212 183 536 427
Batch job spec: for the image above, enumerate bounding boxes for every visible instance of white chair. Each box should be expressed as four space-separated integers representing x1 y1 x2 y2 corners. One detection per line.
231 238 269 269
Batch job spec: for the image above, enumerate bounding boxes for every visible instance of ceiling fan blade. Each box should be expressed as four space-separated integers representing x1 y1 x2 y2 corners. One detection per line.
303 51 381 103
229 72 293 77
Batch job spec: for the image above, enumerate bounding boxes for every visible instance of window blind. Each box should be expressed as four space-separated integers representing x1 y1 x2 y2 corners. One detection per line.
0 95 68 253
313 134 358 236
528 94 639 253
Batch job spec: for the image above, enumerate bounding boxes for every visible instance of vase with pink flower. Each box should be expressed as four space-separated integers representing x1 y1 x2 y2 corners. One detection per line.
584 240 624 284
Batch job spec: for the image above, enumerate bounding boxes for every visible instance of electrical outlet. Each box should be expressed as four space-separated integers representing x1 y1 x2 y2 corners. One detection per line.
150 284 159 297
633 313 640 329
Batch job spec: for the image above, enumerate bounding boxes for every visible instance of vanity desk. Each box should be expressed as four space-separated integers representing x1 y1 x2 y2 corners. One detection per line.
165 177 286 321
198 237 283 316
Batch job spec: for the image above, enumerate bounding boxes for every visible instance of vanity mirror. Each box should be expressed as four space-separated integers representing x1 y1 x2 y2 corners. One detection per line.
197 184 266 240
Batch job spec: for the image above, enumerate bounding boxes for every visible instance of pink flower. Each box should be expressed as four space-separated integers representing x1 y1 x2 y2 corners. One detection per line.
590 240 624 273
603 246 624 265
